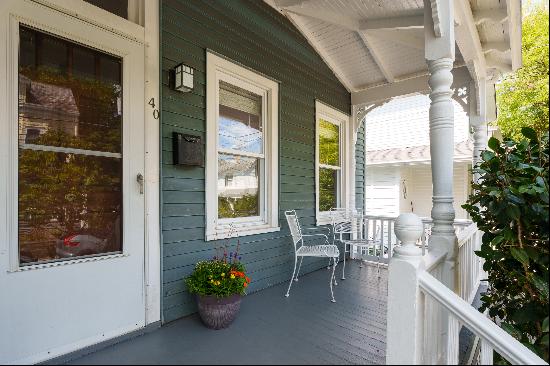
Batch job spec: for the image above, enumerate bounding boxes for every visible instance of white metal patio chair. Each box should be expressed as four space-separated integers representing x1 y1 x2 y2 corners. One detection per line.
342 219 383 279
330 208 361 279
284 210 340 303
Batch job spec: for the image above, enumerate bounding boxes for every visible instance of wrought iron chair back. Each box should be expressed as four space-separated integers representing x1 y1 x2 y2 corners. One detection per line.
285 210 303 248
330 208 360 242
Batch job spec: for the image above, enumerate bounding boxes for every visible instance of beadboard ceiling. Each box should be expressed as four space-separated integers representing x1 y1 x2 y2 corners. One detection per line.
265 0 521 95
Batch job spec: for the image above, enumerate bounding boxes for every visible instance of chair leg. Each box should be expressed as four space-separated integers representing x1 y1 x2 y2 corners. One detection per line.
329 257 337 303
341 243 346 280
285 255 298 297
294 257 304 282
333 257 339 286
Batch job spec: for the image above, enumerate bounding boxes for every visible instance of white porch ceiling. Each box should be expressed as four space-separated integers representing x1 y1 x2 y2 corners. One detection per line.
265 0 521 98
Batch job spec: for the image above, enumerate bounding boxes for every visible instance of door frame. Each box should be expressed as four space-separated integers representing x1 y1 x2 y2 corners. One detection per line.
0 0 161 362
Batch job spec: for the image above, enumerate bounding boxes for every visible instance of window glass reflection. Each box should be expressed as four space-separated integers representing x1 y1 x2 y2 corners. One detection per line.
18 26 122 153
218 81 263 154
319 168 338 212
319 119 339 167
217 154 260 219
18 26 123 265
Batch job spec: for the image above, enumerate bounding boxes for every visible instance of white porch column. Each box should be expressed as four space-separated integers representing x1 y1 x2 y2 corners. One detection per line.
424 0 457 288
349 105 358 212
424 3 457 364
470 80 496 183
427 58 456 240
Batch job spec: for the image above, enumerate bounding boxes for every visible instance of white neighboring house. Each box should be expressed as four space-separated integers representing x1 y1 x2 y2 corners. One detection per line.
364 94 472 220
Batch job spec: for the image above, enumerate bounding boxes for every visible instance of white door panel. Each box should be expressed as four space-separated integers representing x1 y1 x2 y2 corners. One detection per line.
0 1 146 363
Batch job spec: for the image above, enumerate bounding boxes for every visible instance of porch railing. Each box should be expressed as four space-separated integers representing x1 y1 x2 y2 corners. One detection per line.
457 222 483 303
386 213 547 365
353 215 473 264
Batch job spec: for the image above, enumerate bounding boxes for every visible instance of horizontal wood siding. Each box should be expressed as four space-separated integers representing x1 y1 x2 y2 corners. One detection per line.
355 119 366 213
161 0 350 322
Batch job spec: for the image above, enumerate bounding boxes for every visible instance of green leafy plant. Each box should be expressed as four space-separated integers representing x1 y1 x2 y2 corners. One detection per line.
462 127 549 362
185 237 250 298
495 5 549 139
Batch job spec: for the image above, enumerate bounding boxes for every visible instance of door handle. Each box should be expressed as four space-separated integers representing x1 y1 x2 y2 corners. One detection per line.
137 173 144 194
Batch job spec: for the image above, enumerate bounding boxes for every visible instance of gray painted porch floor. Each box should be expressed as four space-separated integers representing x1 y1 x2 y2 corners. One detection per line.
67 261 388 365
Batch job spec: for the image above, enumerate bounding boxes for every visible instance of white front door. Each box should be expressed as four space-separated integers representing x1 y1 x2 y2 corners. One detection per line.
0 1 146 364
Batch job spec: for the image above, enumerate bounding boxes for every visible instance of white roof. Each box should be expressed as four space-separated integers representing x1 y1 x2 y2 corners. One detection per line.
266 0 521 97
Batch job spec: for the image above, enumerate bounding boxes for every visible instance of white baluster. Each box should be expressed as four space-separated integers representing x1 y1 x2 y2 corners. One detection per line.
480 339 494 365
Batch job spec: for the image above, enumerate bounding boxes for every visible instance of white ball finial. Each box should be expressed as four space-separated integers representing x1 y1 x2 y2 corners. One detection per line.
394 213 423 257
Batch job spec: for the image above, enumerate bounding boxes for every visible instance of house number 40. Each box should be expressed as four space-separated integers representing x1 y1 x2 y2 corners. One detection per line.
148 98 160 120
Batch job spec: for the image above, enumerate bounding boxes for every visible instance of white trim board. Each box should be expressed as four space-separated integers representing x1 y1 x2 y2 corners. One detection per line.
315 100 352 226
205 52 280 241
143 0 161 328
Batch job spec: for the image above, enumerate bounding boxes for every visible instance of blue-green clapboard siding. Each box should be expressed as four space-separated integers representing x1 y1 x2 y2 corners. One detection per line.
355 119 366 213
160 0 351 323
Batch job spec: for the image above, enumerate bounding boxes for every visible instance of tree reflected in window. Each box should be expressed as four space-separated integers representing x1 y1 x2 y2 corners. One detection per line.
18 26 123 265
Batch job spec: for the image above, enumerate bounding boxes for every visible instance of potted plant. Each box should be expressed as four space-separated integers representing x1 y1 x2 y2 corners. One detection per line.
185 238 250 330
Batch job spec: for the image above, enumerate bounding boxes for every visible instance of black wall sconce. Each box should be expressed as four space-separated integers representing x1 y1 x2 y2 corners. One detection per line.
172 63 194 93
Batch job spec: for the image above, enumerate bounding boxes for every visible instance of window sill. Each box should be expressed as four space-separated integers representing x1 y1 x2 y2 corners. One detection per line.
206 224 280 241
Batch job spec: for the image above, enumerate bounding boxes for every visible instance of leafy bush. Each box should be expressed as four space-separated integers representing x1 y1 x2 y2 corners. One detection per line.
496 6 549 139
462 127 549 361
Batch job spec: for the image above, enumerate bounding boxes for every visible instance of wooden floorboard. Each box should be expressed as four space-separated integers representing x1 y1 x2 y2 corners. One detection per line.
66 261 388 365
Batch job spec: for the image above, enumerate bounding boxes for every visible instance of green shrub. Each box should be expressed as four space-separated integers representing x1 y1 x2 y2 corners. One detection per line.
462 127 549 361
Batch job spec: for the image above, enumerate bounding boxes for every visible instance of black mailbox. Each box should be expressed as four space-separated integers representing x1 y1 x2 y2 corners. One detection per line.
173 132 204 166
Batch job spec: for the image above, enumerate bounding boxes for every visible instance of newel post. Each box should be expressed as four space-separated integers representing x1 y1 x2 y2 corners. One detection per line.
387 213 425 365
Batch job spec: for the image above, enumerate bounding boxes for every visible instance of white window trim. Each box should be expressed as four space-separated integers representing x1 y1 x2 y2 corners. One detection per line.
315 100 352 226
205 52 279 241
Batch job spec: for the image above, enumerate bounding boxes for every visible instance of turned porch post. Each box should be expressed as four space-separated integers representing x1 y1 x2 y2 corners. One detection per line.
424 0 457 289
423 1 457 363
427 58 456 241
470 80 496 184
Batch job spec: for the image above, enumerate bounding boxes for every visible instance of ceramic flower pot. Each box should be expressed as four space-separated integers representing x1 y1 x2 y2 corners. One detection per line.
196 294 242 329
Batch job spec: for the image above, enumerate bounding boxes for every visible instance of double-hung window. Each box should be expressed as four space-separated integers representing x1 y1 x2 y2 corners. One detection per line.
205 53 279 240
316 101 350 225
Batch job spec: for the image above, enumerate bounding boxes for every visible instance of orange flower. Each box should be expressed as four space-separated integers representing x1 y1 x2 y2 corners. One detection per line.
243 282 248 288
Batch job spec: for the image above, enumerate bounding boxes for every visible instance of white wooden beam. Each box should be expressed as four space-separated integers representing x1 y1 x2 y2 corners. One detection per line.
367 28 424 50
281 4 361 31
273 0 309 7
486 54 512 73
276 2 426 35
424 0 455 60
453 0 486 93
357 31 394 83
429 0 444 37
351 66 471 106
482 42 510 54
506 0 522 70
283 11 354 91
360 15 424 31
473 8 508 25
